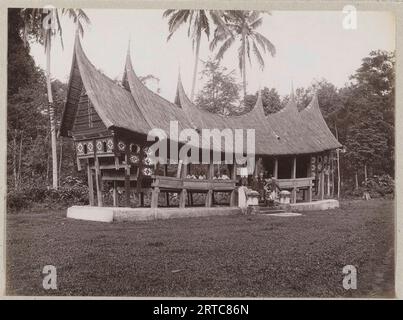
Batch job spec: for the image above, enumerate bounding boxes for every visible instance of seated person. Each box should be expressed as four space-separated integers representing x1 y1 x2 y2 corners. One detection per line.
265 174 281 202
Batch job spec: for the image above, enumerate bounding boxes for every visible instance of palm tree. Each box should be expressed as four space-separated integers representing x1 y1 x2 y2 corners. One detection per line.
210 11 276 97
21 8 90 189
163 10 229 101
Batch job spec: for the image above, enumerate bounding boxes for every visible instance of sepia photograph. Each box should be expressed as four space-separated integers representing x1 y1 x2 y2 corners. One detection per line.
4 4 396 299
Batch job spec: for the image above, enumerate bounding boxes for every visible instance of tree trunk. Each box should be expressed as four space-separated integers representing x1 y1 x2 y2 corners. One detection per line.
331 155 335 198
13 131 17 190
364 164 368 182
335 125 341 199
190 32 201 102
355 171 359 190
17 132 23 188
45 35 58 190
241 29 247 97
58 137 63 187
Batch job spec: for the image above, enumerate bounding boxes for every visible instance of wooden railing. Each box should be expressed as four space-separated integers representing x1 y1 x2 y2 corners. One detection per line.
150 175 237 208
276 176 314 203
277 177 314 189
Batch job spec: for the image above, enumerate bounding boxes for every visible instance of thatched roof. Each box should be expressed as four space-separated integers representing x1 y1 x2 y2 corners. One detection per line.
60 35 341 156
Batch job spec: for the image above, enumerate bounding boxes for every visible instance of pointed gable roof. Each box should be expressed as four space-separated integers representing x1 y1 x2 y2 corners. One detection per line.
61 36 341 155
60 34 150 137
299 93 341 150
123 48 193 133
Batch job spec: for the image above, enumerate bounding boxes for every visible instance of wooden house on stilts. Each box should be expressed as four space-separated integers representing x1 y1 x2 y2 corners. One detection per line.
60 34 342 210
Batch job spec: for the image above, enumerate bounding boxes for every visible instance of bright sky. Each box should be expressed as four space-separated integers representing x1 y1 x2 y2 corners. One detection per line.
30 9 395 100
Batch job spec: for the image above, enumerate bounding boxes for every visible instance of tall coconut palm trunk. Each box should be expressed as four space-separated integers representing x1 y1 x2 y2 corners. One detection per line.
45 38 58 189
241 27 247 97
190 32 201 101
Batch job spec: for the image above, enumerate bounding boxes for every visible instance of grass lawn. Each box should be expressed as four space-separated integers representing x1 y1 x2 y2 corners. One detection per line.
6 199 394 297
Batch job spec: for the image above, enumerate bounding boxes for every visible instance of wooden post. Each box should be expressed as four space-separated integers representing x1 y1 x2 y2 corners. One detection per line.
176 160 183 178
179 189 187 208
331 153 335 198
151 187 159 208
180 161 188 207
321 170 325 200
230 157 237 206
327 167 331 197
87 159 94 206
308 180 313 202
205 190 213 207
209 162 215 179
291 156 297 204
95 156 103 207
124 150 131 207
206 159 214 207
113 180 118 207
273 158 278 179
307 156 313 202
164 165 169 207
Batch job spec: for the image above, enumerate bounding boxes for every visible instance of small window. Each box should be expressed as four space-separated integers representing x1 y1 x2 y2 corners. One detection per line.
84 144 88 154
103 141 107 152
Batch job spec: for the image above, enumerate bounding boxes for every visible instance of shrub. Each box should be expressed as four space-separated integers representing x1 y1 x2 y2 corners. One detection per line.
362 174 394 198
7 176 89 212
343 174 394 199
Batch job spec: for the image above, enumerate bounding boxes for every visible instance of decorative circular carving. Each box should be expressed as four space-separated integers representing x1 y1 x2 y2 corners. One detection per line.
118 141 126 151
106 138 114 152
87 142 94 152
130 143 140 154
143 157 152 165
143 146 152 156
142 167 154 176
129 154 139 164
96 140 103 152
76 142 84 155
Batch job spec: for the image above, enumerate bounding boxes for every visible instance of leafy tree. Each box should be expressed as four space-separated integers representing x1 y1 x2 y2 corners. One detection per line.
344 91 389 186
163 10 228 101
7 71 70 190
20 8 90 189
339 50 395 187
195 58 241 115
7 9 38 96
210 10 276 97
139 74 161 94
242 87 282 115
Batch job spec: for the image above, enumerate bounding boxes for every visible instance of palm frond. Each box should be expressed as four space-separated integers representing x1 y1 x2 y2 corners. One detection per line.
55 10 64 49
254 32 276 56
250 17 263 30
209 10 232 38
167 10 189 35
209 27 231 51
162 9 176 18
187 10 194 37
76 9 91 25
215 36 235 60
252 40 265 70
199 10 210 38
247 11 260 23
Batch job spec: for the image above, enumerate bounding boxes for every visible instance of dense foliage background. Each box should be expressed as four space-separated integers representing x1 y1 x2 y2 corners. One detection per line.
7 9 395 211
